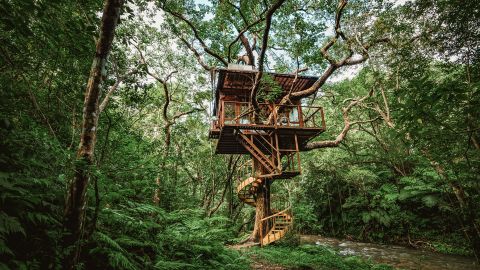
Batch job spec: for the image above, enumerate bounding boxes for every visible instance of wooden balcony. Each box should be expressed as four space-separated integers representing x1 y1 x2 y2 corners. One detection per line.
209 101 326 153
209 101 325 134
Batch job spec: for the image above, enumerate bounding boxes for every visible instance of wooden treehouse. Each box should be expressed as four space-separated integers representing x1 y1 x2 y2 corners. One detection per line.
209 64 326 246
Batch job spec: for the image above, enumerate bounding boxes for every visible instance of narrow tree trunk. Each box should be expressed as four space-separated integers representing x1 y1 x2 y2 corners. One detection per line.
63 0 123 268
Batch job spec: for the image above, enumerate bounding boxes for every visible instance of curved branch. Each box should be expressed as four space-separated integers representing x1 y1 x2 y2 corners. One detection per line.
275 0 390 105
303 89 373 150
250 0 286 111
179 37 212 71
163 8 228 66
227 14 267 63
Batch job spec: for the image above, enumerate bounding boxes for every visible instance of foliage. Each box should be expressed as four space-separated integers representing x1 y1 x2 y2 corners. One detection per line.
1 0 479 268
246 245 393 270
257 74 284 103
85 206 250 269
0 121 68 268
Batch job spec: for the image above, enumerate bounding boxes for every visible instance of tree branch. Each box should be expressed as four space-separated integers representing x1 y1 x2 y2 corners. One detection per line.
277 1 390 105
227 16 266 63
99 69 138 113
303 89 373 150
179 37 212 71
162 7 228 66
239 34 255 65
250 0 286 111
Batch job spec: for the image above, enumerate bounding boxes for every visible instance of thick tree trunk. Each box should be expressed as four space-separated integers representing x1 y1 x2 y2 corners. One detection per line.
249 160 271 243
63 0 123 268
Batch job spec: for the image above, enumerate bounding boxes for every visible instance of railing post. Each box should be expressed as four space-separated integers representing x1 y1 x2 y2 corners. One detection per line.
275 133 281 172
295 134 301 173
273 104 277 128
299 104 304 128
219 101 224 128
260 217 263 246
321 107 326 130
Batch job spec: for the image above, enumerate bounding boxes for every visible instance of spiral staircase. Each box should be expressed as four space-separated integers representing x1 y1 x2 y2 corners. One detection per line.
235 131 294 246
208 68 327 247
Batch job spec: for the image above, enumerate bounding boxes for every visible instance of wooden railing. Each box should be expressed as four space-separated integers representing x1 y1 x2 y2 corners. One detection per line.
261 206 291 222
259 205 293 246
215 101 325 130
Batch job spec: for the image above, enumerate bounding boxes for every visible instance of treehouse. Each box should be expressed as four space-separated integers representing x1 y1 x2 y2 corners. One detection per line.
208 64 326 246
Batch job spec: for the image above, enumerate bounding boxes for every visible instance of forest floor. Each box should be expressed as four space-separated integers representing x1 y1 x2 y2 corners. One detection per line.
230 235 479 270
249 255 287 270
233 242 393 270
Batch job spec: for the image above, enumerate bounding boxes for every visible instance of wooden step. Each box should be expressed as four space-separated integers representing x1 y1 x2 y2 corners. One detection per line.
235 132 277 174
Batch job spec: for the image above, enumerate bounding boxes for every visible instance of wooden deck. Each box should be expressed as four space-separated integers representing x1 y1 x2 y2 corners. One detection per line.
214 125 325 154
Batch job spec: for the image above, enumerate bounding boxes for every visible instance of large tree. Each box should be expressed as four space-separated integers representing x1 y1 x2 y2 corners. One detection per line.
159 0 392 243
63 0 124 268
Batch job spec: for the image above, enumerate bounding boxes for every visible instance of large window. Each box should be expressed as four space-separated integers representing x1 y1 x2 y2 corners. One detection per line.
289 107 299 126
240 103 250 124
224 102 235 124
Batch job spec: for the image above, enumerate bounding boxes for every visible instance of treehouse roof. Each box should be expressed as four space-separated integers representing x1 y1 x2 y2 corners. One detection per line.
212 67 318 114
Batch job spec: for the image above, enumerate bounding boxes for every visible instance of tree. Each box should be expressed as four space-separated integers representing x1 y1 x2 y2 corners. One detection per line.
161 0 391 243
63 0 124 268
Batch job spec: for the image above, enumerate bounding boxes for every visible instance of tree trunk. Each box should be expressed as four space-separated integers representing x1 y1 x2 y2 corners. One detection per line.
63 0 123 268
249 159 271 243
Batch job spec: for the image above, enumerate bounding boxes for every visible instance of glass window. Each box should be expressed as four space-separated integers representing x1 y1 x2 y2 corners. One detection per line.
289 107 299 125
224 102 235 124
240 104 250 124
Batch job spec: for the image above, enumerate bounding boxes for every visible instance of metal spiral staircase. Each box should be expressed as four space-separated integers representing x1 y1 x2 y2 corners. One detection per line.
235 130 294 246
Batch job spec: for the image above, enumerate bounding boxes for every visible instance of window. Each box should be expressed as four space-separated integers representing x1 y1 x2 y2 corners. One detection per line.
289 107 299 126
224 102 235 124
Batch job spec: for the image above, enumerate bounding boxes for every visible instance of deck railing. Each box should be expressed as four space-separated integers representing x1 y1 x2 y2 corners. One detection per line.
215 101 325 130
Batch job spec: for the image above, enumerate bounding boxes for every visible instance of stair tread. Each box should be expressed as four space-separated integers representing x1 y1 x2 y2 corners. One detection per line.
236 132 293 246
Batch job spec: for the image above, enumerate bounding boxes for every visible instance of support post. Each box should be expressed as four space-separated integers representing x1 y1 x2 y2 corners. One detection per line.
295 133 301 172
249 158 271 243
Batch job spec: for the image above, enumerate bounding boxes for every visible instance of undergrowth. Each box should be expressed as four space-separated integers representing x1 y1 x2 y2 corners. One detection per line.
245 245 394 270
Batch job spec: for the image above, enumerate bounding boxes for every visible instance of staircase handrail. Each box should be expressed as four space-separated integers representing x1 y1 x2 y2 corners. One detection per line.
236 132 277 173
261 206 291 222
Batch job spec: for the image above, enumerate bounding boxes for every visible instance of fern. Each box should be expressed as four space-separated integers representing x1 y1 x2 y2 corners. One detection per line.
94 231 126 253
0 213 26 237
0 238 14 256
108 252 138 270
154 260 194 270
